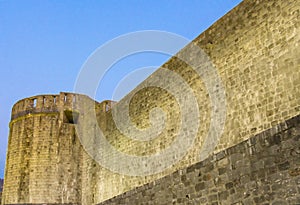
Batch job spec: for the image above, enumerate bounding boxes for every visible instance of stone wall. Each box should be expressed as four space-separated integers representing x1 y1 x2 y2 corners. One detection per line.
1 93 88 204
99 115 300 205
85 0 300 203
2 0 300 204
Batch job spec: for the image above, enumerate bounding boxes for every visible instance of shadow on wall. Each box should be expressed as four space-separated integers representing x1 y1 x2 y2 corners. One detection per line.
0 178 3 202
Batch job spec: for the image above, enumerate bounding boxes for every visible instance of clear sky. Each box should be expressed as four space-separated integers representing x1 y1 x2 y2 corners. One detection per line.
0 0 242 178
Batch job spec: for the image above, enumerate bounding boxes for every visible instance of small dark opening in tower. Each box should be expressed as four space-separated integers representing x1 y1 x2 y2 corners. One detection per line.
64 110 79 124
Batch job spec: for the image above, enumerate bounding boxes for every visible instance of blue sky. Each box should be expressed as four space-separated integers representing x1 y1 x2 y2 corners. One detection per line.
0 0 242 178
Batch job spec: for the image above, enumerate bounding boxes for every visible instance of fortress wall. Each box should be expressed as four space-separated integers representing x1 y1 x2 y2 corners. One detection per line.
99 115 300 205
55 123 83 203
2 93 85 204
28 113 60 202
2 0 300 204
2 95 60 203
89 0 300 203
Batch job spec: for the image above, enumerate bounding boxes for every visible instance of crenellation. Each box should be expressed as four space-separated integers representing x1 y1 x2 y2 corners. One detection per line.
10 93 96 123
99 100 117 113
11 95 60 121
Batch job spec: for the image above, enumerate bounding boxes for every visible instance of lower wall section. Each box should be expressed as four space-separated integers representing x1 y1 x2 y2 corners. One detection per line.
4 204 79 205
99 115 300 205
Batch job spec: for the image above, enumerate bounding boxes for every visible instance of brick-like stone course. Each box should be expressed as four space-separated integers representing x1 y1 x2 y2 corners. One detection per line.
87 0 300 202
2 0 300 204
99 115 300 205
1 93 87 204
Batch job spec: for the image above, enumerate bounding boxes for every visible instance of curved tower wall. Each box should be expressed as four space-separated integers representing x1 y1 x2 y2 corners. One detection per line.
2 92 89 204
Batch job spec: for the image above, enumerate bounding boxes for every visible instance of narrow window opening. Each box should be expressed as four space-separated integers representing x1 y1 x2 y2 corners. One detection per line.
53 96 56 104
73 96 77 106
43 97 46 104
64 95 67 102
33 99 37 107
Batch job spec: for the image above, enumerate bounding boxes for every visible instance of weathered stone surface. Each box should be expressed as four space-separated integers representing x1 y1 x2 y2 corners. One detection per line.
2 0 300 204
99 115 300 205
2 93 89 204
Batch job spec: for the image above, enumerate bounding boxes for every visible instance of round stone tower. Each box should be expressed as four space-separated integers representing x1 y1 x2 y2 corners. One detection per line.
2 92 91 204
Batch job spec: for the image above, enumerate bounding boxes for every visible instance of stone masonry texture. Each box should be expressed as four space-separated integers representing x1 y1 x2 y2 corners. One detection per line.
98 115 300 205
2 93 84 204
1 0 300 204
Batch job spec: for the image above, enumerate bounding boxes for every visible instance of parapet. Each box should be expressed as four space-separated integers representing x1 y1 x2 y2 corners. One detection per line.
11 94 59 120
11 92 117 122
98 100 117 113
